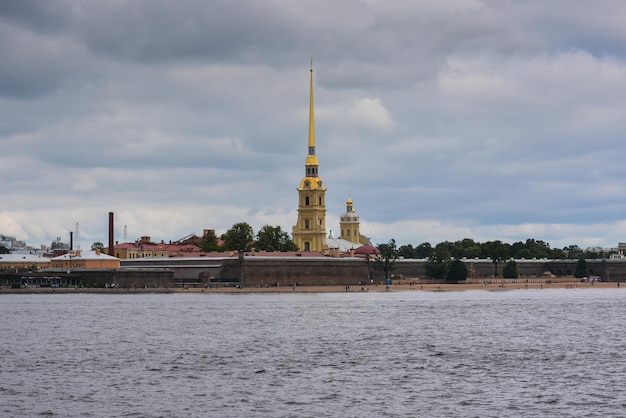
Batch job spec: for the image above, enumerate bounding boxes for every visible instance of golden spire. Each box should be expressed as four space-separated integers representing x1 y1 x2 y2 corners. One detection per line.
308 57 315 148
305 58 319 169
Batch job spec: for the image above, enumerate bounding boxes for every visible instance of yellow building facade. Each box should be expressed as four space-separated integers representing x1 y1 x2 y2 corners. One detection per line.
50 250 120 269
292 65 327 252
339 196 362 245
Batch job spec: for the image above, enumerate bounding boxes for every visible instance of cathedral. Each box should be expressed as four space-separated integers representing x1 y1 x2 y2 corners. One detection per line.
292 64 369 253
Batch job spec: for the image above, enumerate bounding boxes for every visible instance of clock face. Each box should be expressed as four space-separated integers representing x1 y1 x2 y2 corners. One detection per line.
304 181 310 188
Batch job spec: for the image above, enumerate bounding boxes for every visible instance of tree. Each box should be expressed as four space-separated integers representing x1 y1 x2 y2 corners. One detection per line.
446 259 468 283
481 240 509 277
415 242 433 259
398 244 416 259
374 239 398 283
564 245 583 259
574 257 588 278
503 260 519 278
91 242 104 251
255 225 298 252
0 244 9 254
221 222 254 252
424 244 451 279
200 230 220 252
451 238 481 259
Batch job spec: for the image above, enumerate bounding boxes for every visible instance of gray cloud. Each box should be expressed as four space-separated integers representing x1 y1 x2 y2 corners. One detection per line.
2 0 626 249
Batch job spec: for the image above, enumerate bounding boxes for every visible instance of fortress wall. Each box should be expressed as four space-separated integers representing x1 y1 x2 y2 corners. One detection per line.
0 269 174 288
218 257 372 287
78 269 175 288
220 258 626 287
127 257 626 287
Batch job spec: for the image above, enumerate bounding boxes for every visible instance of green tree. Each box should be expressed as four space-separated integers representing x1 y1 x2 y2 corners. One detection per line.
398 244 416 259
451 238 481 259
0 244 9 254
424 244 451 279
481 240 509 277
415 242 433 259
221 222 254 252
374 239 398 283
564 245 583 259
200 230 220 252
574 257 588 278
524 238 551 259
503 260 519 278
91 242 104 251
255 225 298 252
446 259 468 283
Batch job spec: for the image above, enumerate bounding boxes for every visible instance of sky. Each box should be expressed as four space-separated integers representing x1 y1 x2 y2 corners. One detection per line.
2 0 626 250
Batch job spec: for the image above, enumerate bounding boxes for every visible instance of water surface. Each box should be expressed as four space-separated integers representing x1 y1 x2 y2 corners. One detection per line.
1 288 625 417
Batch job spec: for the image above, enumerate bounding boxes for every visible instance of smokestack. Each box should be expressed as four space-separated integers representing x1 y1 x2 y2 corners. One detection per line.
108 212 114 256
70 231 73 251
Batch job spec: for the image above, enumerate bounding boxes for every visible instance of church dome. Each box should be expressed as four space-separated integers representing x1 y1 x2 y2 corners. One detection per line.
354 245 379 255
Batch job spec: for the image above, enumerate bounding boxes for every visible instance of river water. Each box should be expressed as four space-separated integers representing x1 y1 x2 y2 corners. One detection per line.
1 288 625 417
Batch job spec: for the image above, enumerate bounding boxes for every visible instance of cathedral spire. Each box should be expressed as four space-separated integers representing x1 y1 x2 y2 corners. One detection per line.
305 58 319 175
293 60 327 253
308 58 315 150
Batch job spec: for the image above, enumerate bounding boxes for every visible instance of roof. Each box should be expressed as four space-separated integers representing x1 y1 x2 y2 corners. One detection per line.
0 254 51 263
325 237 363 253
354 245 380 255
51 250 119 261
113 242 201 252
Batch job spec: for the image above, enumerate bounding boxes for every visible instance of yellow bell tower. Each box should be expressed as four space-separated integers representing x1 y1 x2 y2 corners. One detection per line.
339 194 361 244
292 62 327 252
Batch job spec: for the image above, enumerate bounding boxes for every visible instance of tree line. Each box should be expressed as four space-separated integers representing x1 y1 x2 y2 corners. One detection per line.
374 238 610 284
396 238 613 261
201 222 298 253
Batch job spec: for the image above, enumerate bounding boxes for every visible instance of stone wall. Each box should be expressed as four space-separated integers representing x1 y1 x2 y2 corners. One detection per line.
0 269 174 288
79 269 174 288
213 257 626 287
216 257 372 287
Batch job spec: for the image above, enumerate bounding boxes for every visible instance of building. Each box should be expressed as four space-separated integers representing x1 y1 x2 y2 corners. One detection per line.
339 195 363 245
50 250 120 269
110 236 202 259
0 253 51 270
292 64 328 252
291 64 371 254
0 234 29 251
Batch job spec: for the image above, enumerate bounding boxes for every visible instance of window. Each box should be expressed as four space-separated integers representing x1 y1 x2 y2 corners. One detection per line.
319 196 322 205
304 242 310 251
305 196 310 206
305 219 310 229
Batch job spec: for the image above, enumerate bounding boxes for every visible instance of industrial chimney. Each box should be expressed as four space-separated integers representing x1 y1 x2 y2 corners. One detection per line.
108 212 114 256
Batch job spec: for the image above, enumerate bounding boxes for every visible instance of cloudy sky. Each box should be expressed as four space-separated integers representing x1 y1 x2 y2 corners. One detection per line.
2 0 626 250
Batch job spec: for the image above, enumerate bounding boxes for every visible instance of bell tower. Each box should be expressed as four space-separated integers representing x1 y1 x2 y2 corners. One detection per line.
292 62 327 252
339 194 361 244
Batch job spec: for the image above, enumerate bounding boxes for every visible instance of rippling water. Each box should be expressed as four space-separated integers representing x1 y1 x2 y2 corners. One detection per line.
1 288 626 417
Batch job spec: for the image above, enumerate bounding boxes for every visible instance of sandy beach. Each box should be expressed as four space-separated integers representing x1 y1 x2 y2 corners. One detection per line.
2 280 621 294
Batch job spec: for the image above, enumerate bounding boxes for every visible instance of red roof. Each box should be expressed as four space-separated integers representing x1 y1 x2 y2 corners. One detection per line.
354 245 380 255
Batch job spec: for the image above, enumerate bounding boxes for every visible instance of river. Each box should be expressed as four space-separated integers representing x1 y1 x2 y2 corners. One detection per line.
1 288 625 417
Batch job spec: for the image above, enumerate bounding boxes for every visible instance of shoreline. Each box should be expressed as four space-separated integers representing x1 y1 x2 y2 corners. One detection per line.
1 281 620 294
